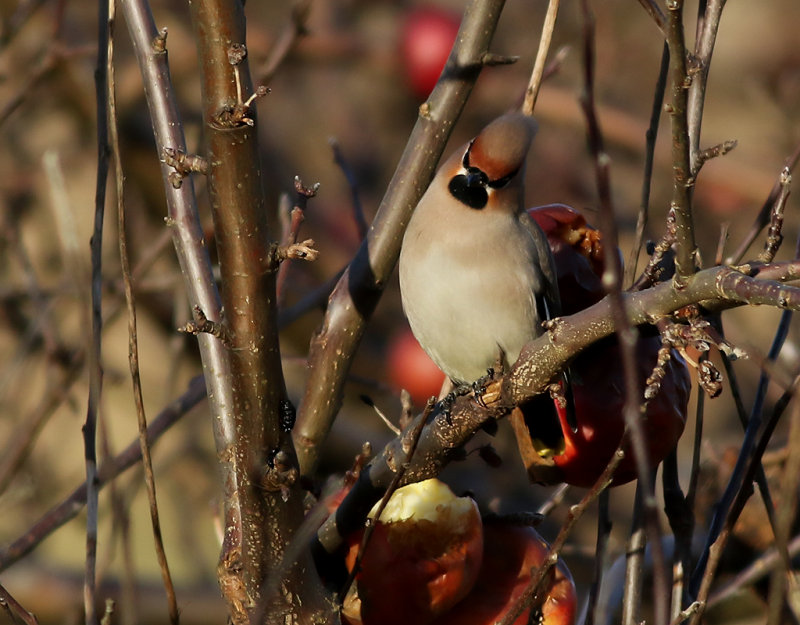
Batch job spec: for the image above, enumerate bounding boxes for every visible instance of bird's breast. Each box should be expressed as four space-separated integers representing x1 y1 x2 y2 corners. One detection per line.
399 212 542 383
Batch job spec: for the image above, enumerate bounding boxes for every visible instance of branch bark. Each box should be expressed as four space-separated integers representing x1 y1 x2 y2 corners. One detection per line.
186 1 331 622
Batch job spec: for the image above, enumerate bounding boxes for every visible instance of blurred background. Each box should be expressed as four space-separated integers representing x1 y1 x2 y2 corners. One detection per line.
0 0 799 623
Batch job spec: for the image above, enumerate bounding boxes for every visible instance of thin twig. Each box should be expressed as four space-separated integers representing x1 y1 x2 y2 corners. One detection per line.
119 0 232 474
636 0 667 34
689 383 797 623
330 138 368 240
84 0 112 619
726 142 800 265
521 0 560 115
622 486 646 625
108 4 179 620
687 0 727 175
579 3 669 622
0 582 39 625
499 449 625 625
585 490 612 625
692 306 794 592
766 397 800 625
338 403 431 602
257 0 312 85
708 532 800 609
758 167 792 264
626 42 669 287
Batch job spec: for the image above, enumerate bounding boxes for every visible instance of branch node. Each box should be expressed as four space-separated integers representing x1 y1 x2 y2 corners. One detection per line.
696 139 738 168
758 166 792 264
260 450 298 502
152 27 168 53
227 42 247 66
178 306 229 343
163 147 208 188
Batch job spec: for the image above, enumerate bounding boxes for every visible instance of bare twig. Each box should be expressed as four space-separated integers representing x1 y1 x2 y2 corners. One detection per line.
626 42 669 287
636 0 667 34
708 532 800 608
257 0 313 85
766 397 800 625
521 0 560 115
758 167 792 264
585 490 612 625
579 3 668 622
119 0 235 587
330 138 368 240
726 142 800 264
687 0 727 175
108 6 179 620
689 381 796 625
84 0 112 620
499 449 625 625
622 487 646 625
0 582 39 625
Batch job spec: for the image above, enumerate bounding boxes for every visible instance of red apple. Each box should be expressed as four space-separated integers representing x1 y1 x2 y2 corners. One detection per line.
399 8 460 99
387 328 447 406
512 205 691 487
342 479 483 625
433 519 577 625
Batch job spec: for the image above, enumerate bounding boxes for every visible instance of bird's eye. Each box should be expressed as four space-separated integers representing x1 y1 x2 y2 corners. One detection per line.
487 166 520 189
448 174 489 209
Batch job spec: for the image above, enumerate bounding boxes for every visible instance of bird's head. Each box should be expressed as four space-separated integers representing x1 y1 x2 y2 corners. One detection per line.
446 113 537 212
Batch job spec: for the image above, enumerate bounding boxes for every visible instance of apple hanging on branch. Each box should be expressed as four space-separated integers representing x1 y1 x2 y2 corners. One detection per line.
512 204 692 487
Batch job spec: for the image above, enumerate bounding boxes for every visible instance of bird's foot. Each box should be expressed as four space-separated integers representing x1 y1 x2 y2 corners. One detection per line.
436 383 474 424
472 367 497 408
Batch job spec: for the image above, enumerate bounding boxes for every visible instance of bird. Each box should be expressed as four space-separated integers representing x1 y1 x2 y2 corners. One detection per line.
399 112 563 394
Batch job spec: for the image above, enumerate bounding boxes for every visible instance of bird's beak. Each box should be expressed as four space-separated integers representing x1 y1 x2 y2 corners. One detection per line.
465 171 485 188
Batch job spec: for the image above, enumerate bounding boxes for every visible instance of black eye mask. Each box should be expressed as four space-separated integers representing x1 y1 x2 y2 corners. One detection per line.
448 173 489 209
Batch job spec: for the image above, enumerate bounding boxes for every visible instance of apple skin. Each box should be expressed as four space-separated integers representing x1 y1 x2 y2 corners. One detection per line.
399 8 460 99
432 520 577 625
549 333 690 487
387 328 447 407
520 205 691 487
341 481 484 625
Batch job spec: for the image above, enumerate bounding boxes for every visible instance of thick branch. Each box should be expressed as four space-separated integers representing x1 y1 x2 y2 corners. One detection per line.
316 263 800 557
186 2 329 623
293 0 509 478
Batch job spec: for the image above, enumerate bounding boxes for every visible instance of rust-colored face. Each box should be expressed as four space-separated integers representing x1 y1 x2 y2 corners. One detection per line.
446 113 537 211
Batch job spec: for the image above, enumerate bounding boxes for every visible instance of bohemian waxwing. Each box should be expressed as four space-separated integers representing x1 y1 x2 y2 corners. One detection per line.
399 112 562 391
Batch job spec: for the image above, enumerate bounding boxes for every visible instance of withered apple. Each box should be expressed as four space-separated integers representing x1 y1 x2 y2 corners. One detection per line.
513 205 691 487
341 479 483 625
433 518 577 625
